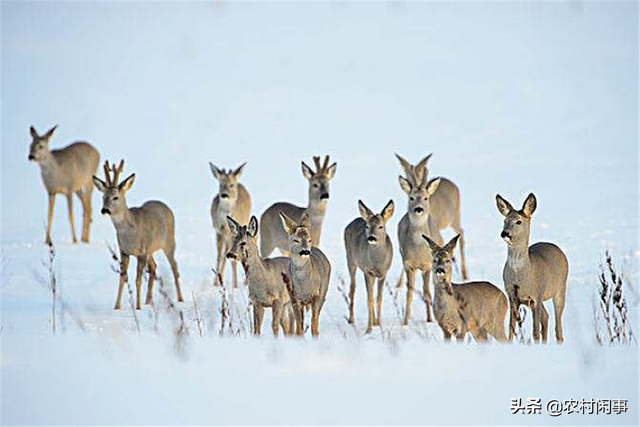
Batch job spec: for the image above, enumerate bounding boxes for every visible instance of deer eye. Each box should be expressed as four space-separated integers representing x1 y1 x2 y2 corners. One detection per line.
240 242 246 247
313 183 319 188
293 239 300 244
516 220 522 225
113 196 119 201
409 197 415 201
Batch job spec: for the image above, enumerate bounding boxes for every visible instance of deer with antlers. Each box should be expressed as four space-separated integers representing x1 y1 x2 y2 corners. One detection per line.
93 160 184 309
260 155 337 257
395 154 468 281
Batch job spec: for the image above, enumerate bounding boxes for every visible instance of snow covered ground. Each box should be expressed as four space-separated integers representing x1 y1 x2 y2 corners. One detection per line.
1 1 638 425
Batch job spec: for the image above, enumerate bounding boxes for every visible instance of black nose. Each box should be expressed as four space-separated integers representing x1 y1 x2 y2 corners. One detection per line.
436 268 446 274
28 155 35 161
221 193 229 199
320 193 329 200
226 252 236 260
501 231 509 238
101 208 110 215
299 249 311 256
414 207 424 214
367 236 377 243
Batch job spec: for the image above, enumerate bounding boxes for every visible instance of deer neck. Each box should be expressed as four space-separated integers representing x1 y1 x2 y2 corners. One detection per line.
38 151 57 174
244 244 268 277
506 240 531 272
110 202 135 231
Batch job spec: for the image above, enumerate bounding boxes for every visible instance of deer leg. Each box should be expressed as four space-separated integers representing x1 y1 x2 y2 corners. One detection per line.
422 269 434 322
114 253 129 310
134 256 146 310
364 273 375 333
45 193 56 245
531 300 541 344
452 221 468 280
272 300 283 338
145 255 157 305
215 233 226 285
311 297 321 338
296 303 305 336
65 193 78 244
231 259 238 288
442 330 452 342
403 268 416 326
77 185 92 243
253 304 264 336
347 258 357 324
553 295 565 344
508 295 518 341
540 303 549 344
164 245 183 302
375 275 385 327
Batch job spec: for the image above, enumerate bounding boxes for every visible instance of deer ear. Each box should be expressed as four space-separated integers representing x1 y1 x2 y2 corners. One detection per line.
395 153 412 176
119 174 135 192
43 125 57 140
233 162 246 178
381 200 394 222
496 194 514 217
426 178 441 196
301 162 314 180
92 176 107 193
398 176 412 194
443 234 460 254
522 193 537 217
279 211 297 235
209 163 221 180
248 215 259 237
30 126 39 139
415 153 433 172
226 216 241 235
300 211 311 229
422 234 441 254
358 200 374 221
325 162 337 180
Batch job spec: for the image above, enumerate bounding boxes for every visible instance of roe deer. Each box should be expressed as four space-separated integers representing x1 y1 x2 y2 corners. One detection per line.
496 193 568 343
28 125 100 244
226 215 293 337
93 160 184 310
344 199 394 333
424 235 507 342
209 162 251 287
279 211 331 337
260 155 337 257
397 169 441 325
395 153 467 280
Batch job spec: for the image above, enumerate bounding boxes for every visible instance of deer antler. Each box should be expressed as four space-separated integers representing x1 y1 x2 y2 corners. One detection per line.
322 155 330 172
103 160 112 186
111 159 125 185
312 156 322 173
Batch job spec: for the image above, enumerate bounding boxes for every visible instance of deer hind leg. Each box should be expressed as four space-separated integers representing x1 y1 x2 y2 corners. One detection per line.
540 303 549 344
163 243 183 302
374 275 385 327
115 253 130 310
76 184 92 243
253 305 264 336
531 300 543 344
145 255 157 305
271 300 283 338
280 303 294 335
403 268 416 326
231 259 239 288
452 218 468 280
508 295 518 341
422 269 434 322
552 295 565 344
65 193 78 244
45 193 56 245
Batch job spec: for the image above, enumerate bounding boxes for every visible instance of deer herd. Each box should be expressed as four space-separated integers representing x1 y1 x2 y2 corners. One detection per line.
28 125 569 343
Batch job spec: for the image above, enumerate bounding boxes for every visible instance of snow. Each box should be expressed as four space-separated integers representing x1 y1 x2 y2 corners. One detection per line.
1 1 638 425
